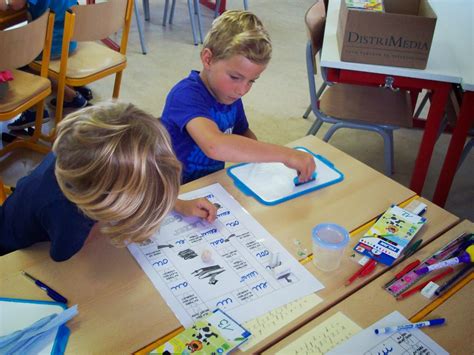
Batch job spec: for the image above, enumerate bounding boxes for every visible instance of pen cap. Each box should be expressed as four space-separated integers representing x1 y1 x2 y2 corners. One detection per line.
428 318 445 326
312 223 349 272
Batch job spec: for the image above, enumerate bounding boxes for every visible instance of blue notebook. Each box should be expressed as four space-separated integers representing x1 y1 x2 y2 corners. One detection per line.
227 147 344 205
0 297 70 354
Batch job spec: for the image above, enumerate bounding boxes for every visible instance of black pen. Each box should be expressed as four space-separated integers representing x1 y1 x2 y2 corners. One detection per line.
435 264 473 296
22 271 68 304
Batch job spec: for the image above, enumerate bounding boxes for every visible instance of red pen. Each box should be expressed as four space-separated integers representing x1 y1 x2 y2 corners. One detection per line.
396 267 455 300
383 259 421 288
345 258 377 286
359 259 377 277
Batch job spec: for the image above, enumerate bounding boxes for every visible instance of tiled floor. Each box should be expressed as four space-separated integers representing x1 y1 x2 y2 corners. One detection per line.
1 0 472 219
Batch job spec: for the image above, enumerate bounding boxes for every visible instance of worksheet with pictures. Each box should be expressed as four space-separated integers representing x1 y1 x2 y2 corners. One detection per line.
128 183 324 327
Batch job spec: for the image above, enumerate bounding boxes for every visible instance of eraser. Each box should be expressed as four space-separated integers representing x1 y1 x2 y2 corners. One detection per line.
201 249 213 264
421 281 440 298
269 252 280 269
404 200 428 216
294 171 317 186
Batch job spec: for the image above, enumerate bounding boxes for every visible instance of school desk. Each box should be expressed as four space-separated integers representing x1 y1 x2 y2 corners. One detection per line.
430 1 474 206
0 137 453 353
321 0 469 203
262 220 474 355
237 198 458 353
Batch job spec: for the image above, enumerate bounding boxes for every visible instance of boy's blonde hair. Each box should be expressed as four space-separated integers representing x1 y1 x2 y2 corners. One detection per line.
203 10 272 65
53 101 182 246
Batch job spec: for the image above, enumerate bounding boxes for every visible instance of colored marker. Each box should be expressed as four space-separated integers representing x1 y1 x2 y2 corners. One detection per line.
374 318 445 335
416 245 474 275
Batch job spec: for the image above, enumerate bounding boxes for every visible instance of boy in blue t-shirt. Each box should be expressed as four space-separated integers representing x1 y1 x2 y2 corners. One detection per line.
161 11 316 184
0 102 217 261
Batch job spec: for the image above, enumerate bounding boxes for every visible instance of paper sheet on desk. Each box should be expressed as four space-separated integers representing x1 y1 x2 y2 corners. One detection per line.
275 311 362 355
327 311 448 355
128 183 325 327
239 293 323 351
0 300 77 354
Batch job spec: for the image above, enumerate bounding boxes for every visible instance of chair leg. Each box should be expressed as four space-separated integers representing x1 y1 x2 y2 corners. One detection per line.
169 0 176 24
134 0 148 54
322 122 345 142
187 0 199 45
113 71 123 98
303 104 312 119
162 0 169 26
142 0 150 21
194 0 204 43
382 129 395 176
458 137 473 170
214 0 221 17
243 0 248 9
307 119 323 136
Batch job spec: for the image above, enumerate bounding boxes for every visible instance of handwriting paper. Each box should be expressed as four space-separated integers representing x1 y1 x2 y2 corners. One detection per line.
239 293 323 351
128 183 324 327
327 311 448 355
275 311 362 355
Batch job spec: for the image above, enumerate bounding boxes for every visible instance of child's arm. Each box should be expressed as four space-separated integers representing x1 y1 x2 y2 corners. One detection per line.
186 117 316 181
175 198 217 223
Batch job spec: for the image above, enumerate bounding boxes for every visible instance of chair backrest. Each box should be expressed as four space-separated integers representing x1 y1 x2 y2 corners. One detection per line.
69 0 132 44
0 11 54 72
305 0 327 57
0 178 6 205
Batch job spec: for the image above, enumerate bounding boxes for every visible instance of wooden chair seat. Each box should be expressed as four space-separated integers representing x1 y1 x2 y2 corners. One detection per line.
46 42 126 80
320 84 413 128
0 70 50 114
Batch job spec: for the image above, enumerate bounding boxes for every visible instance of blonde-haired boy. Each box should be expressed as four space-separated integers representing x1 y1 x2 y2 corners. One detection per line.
161 10 315 184
0 102 216 261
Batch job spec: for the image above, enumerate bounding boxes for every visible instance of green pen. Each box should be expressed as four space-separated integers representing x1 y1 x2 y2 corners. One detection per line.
403 239 423 259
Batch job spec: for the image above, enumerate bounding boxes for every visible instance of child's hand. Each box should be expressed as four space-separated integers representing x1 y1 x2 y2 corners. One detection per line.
284 150 316 182
174 198 217 223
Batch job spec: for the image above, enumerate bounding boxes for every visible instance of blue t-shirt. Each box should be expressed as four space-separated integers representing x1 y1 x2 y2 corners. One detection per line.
28 0 78 58
161 71 249 183
0 153 94 261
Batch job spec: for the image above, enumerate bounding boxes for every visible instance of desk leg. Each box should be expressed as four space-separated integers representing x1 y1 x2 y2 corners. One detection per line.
432 91 474 207
410 85 450 194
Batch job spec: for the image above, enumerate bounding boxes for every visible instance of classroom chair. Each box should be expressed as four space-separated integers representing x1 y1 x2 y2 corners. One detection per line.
31 0 133 137
214 0 248 17
304 0 413 176
0 178 5 205
0 11 54 156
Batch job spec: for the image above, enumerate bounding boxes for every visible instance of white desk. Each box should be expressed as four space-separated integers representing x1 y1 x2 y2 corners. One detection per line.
319 0 472 204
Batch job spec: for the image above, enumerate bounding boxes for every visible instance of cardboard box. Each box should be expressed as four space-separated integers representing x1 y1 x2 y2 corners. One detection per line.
337 0 437 69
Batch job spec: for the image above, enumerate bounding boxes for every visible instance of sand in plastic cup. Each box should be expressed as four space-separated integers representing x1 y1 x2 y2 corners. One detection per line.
312 223 349 271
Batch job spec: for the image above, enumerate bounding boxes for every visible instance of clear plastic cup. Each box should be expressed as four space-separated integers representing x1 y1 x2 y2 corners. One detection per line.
312 223 349 271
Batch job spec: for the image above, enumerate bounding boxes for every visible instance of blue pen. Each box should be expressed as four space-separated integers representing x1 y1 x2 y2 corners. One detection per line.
22 271 68 304
374 318 445 335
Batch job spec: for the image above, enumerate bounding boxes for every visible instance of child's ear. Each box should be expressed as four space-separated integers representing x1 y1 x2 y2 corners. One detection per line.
201 48 214 69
